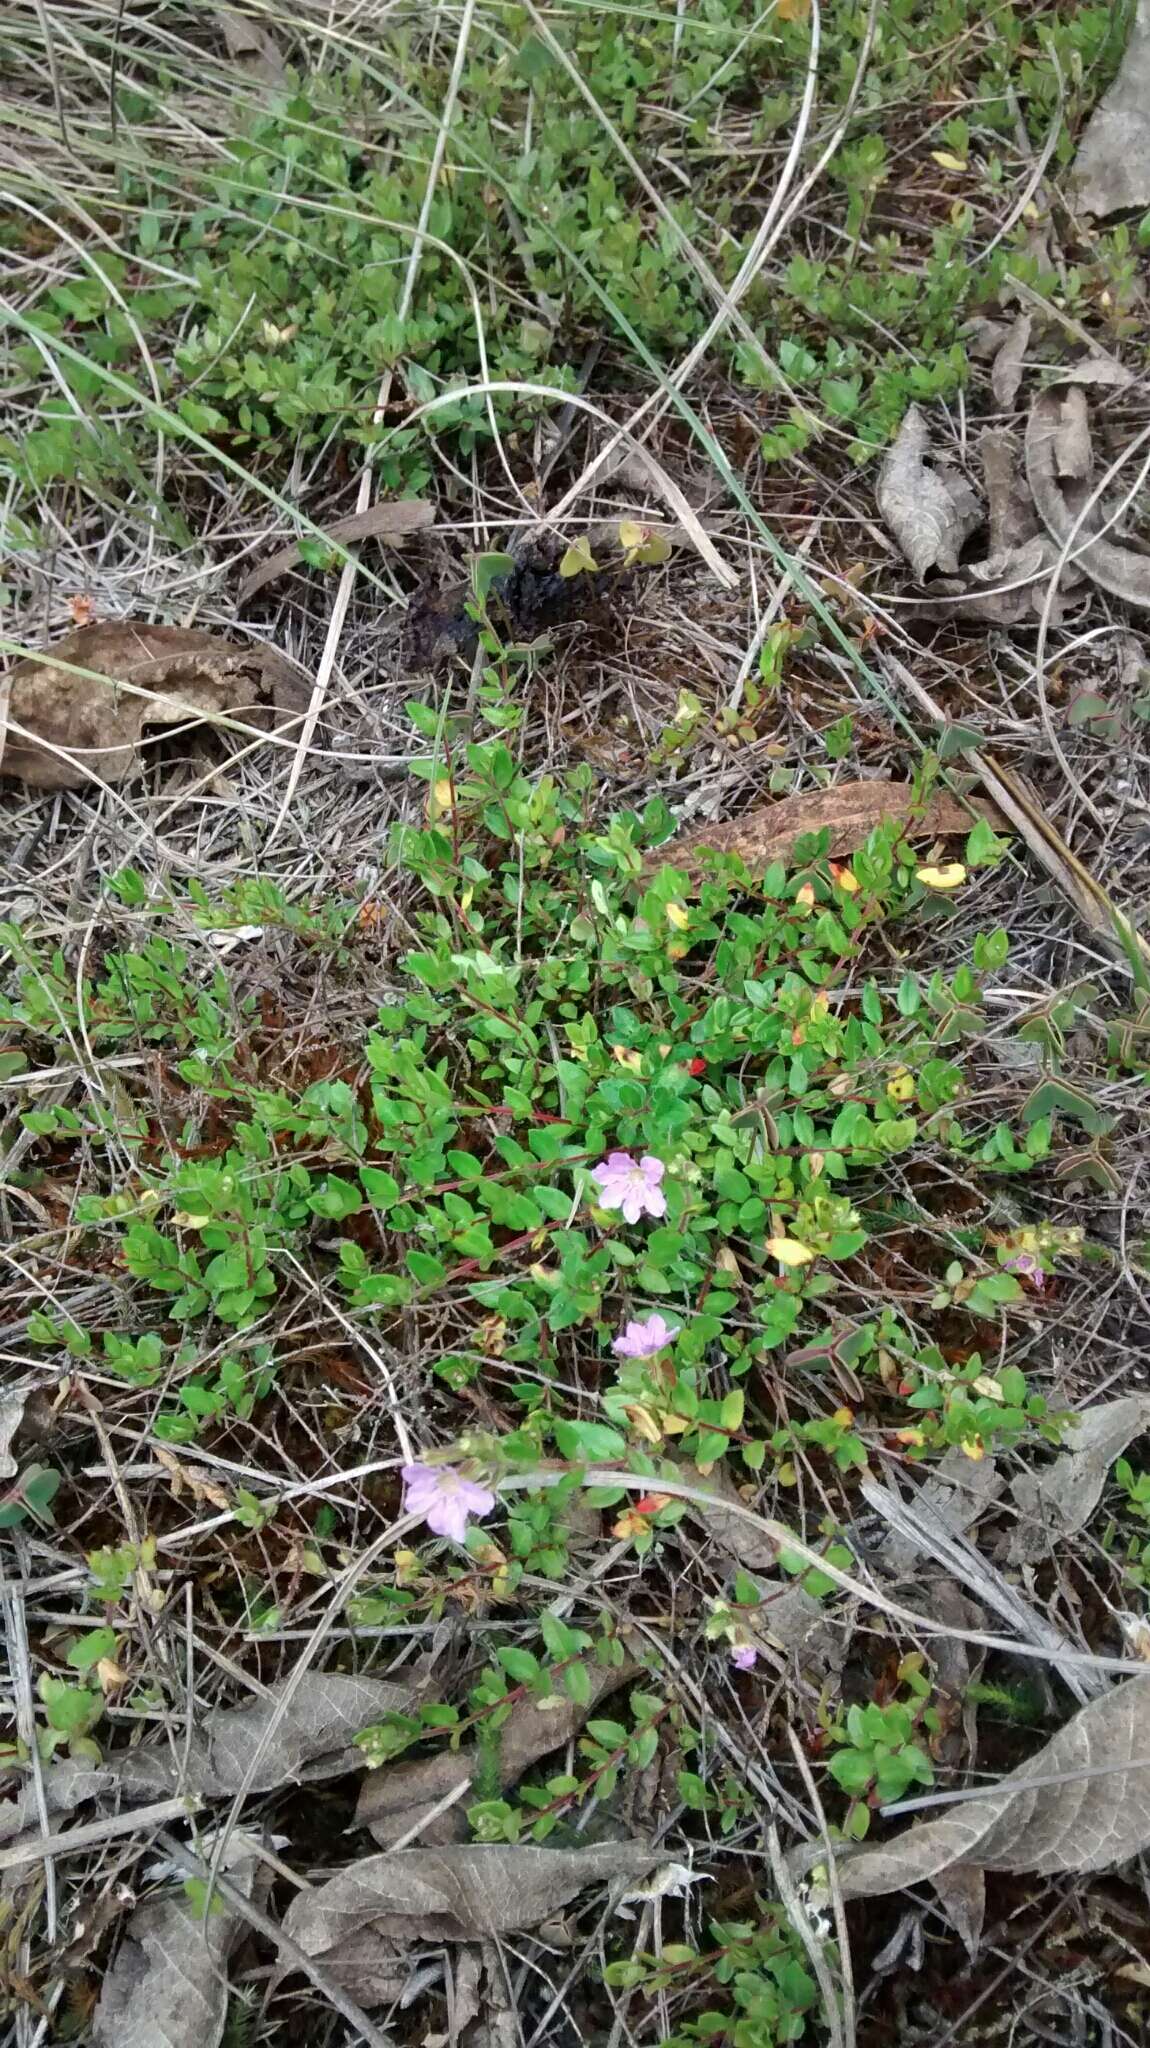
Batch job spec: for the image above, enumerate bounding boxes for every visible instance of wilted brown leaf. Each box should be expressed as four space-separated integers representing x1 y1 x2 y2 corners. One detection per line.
645 780 1000 889
1071 0 1150 217
0 1675 410 1850
820 1677 1150 1902
91 1846 257 2048
219 6 286 86
282 1842 659 2004
237 498 434 605
357 1659 634 1848
1026 387 1150 610
990 313 1031 410
1 624 308 790
879 406 982 578
1008 1396 1150 1564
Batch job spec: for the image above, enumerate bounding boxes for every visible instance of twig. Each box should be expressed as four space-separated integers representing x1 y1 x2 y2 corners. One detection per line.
0 1795 200 1872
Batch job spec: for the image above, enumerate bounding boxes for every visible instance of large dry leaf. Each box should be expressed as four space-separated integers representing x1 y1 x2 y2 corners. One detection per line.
113 1673 412 1801
238 498 434 605
920 428 1087 627
1008 1396 1150 1564
1 623 308 790
879 407 982 578
990 313 1031 410
1026 387 1150 610
645 779 998 888
219 6 287 87
823 1676 1150 1901
862 1475 1103 1707
0 1676 409 1848
0 1385 28 1480
1071 0 1150 217
283 1842 659 2004
357 1659 633 1849
91 1850 256 2048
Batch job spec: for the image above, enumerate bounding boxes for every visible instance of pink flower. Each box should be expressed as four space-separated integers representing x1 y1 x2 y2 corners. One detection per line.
613 1313 678 1358
591 1151 667 1225
730 1643 758 1671
1004 1251 1045 1292
401 1463 495 1543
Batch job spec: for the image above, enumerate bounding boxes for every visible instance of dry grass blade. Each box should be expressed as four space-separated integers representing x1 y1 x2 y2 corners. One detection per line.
644 779 998 887
237 499 434 606
882 651 1150 972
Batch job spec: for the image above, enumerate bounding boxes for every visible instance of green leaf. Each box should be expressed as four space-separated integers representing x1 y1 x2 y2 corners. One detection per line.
553 1420 626 1463
406 1249 447 1286
67 1627 117 1673
360 1166 400 1208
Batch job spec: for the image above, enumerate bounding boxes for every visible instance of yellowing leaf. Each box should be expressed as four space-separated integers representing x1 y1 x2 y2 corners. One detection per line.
776 0 810 18
886 1068 915 1104
830 862 860 893
625 1404 664 1445
961 1436 986 1461
428 777 455 820
766 1236 816 1267
931 150 968 172
612 1044 643 1073
916 862 966 891
666 901 689 931
807 1150 826 1178
794 882 815 914
619 519 672 568
558 535 598 578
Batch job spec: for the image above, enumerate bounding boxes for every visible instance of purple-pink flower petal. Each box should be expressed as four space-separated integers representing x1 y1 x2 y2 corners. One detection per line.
401 1462 495 1544
589 1151 668 1224
730 1643 758 1671
613 1313 678 1358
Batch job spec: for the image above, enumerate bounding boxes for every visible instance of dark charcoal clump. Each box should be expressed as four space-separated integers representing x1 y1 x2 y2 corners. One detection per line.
403 538 629 667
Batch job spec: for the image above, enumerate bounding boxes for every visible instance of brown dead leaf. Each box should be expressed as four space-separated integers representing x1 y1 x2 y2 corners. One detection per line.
1008 1396 1150 1565
357 1657 635 1849
219 6 287 88
92 1843 258 2048
919 429 1087 627
1071 0 1150 217
644 780 1000 889
990 312 1031 410
153 1446 231 1512
1026 386 1150 610
818 1676 1150 1901
282 1842 659 2005
0 1676 412 1850
237 498 434 606
1 623 308 790
879 407 982 578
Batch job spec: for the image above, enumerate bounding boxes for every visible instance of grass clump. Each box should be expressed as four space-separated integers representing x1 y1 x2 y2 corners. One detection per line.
2 0 1134 518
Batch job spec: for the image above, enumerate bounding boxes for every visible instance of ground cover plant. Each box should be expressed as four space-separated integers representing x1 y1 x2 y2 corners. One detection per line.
3 0 1150 2044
